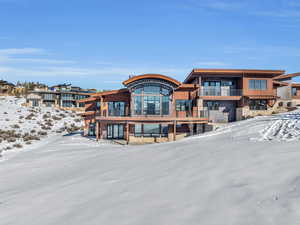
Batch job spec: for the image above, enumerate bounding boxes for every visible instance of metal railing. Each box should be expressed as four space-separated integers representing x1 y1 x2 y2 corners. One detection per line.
200 87 242 96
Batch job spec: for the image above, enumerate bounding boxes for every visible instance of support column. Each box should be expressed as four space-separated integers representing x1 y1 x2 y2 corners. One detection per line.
173 120 177 141
126 122 129 145
96 122 99 141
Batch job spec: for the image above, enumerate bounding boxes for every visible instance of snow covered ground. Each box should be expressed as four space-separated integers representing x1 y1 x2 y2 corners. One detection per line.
1 99 300 225
0 96 83 158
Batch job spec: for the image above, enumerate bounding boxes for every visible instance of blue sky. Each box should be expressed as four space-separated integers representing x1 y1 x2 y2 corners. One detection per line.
0 0 300 89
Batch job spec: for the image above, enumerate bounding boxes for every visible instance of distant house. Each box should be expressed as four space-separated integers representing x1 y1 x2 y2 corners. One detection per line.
0 80 15 95
26 84 96 110
292 83 300 106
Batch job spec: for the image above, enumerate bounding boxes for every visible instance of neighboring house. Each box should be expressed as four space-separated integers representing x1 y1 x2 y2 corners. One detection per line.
26 84 95 110
0 80 15 95
292 83 300 106
184 69 300 123
79 74 209 144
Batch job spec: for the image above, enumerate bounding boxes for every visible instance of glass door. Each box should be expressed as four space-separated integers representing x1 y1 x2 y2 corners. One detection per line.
107 124 124 139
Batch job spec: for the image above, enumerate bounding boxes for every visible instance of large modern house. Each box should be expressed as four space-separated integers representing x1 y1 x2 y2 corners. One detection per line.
79 74 209 144
26 84 96 110
79 69 300 144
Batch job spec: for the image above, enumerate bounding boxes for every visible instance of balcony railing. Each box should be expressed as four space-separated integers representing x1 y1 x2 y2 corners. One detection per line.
200 87 242 96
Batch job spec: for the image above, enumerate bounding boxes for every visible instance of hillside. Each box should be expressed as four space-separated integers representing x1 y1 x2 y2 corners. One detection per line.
1 102 300 225
0 96 83 157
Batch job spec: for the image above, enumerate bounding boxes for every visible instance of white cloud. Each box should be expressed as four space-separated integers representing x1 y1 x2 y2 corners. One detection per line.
0 48 45 55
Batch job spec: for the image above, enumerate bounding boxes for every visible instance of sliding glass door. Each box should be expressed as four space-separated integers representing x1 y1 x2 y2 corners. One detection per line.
107 124 124 139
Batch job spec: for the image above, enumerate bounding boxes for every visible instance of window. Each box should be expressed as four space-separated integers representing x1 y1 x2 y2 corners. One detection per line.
61 93 74 100
143 96 160 115
176 100 192 111
162 96 169 115
132 84 170 116
249 80 267 90
249 100 267 110
96 101 101 110
108 102 125 116
62 101 74 107
205 101 220 110
134 124 168 137
79 102 85 107
88 123 96 136
107 124 124 139
292 88 297 96
43 94 54 100
143 124 160 137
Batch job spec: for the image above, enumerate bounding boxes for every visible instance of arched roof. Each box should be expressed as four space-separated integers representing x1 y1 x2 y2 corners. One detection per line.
123 74 181 87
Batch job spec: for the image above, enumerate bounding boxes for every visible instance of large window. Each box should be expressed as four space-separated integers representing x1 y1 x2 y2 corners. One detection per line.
62 101 74 107
107 124 124 139
205 101 220 110
176 100 192 111
134 124 168 137
249 80 267 90
132 84 171 116
43 93 54 100
249 99 267 110
108 102 125 116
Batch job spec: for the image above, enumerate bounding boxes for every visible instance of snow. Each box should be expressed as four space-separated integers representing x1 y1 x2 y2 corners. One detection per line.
0 96 83 158
1 98 300 225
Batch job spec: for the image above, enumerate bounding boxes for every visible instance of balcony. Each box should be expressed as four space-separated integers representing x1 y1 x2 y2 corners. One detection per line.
200 87 242 96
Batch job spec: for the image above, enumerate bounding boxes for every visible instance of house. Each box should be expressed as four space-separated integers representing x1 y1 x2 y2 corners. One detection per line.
79 69 300 144
184 69 300 123
0 80 15 95
292 83 300 106
79 74 209 144
26 84 95 110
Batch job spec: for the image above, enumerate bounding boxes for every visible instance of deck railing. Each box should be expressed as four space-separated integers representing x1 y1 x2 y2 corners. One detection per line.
200 87 242 96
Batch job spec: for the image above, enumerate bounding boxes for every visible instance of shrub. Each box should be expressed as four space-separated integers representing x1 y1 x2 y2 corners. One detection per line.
30 129 36 133
52 115 61 120
38 131 47 136
11 124 20 129
13 143 23 148
59 113 66 118
7 138 16 143
74 118 81 123
43 114 50 119
25 142 32 145
19 115 24 119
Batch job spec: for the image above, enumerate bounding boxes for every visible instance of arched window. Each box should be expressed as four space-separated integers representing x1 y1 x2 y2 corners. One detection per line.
132 84 171 116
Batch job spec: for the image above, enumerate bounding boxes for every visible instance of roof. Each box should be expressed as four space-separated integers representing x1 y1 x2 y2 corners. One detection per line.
292 83 300 88
273 72 300 80
184 69 285 83
176 84 199 90
77 97 98 103
123 74 181 87
273 81 289 86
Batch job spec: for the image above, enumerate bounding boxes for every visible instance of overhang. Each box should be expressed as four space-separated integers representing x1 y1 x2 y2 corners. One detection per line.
184 68 285 83
123 74 181 87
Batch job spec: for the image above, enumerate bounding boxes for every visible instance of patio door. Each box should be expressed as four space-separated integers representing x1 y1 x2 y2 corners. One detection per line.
107 124 124 139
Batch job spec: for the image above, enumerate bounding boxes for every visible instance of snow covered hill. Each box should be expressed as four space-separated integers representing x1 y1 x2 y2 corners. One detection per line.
0 96 83 157
1 102 300 225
